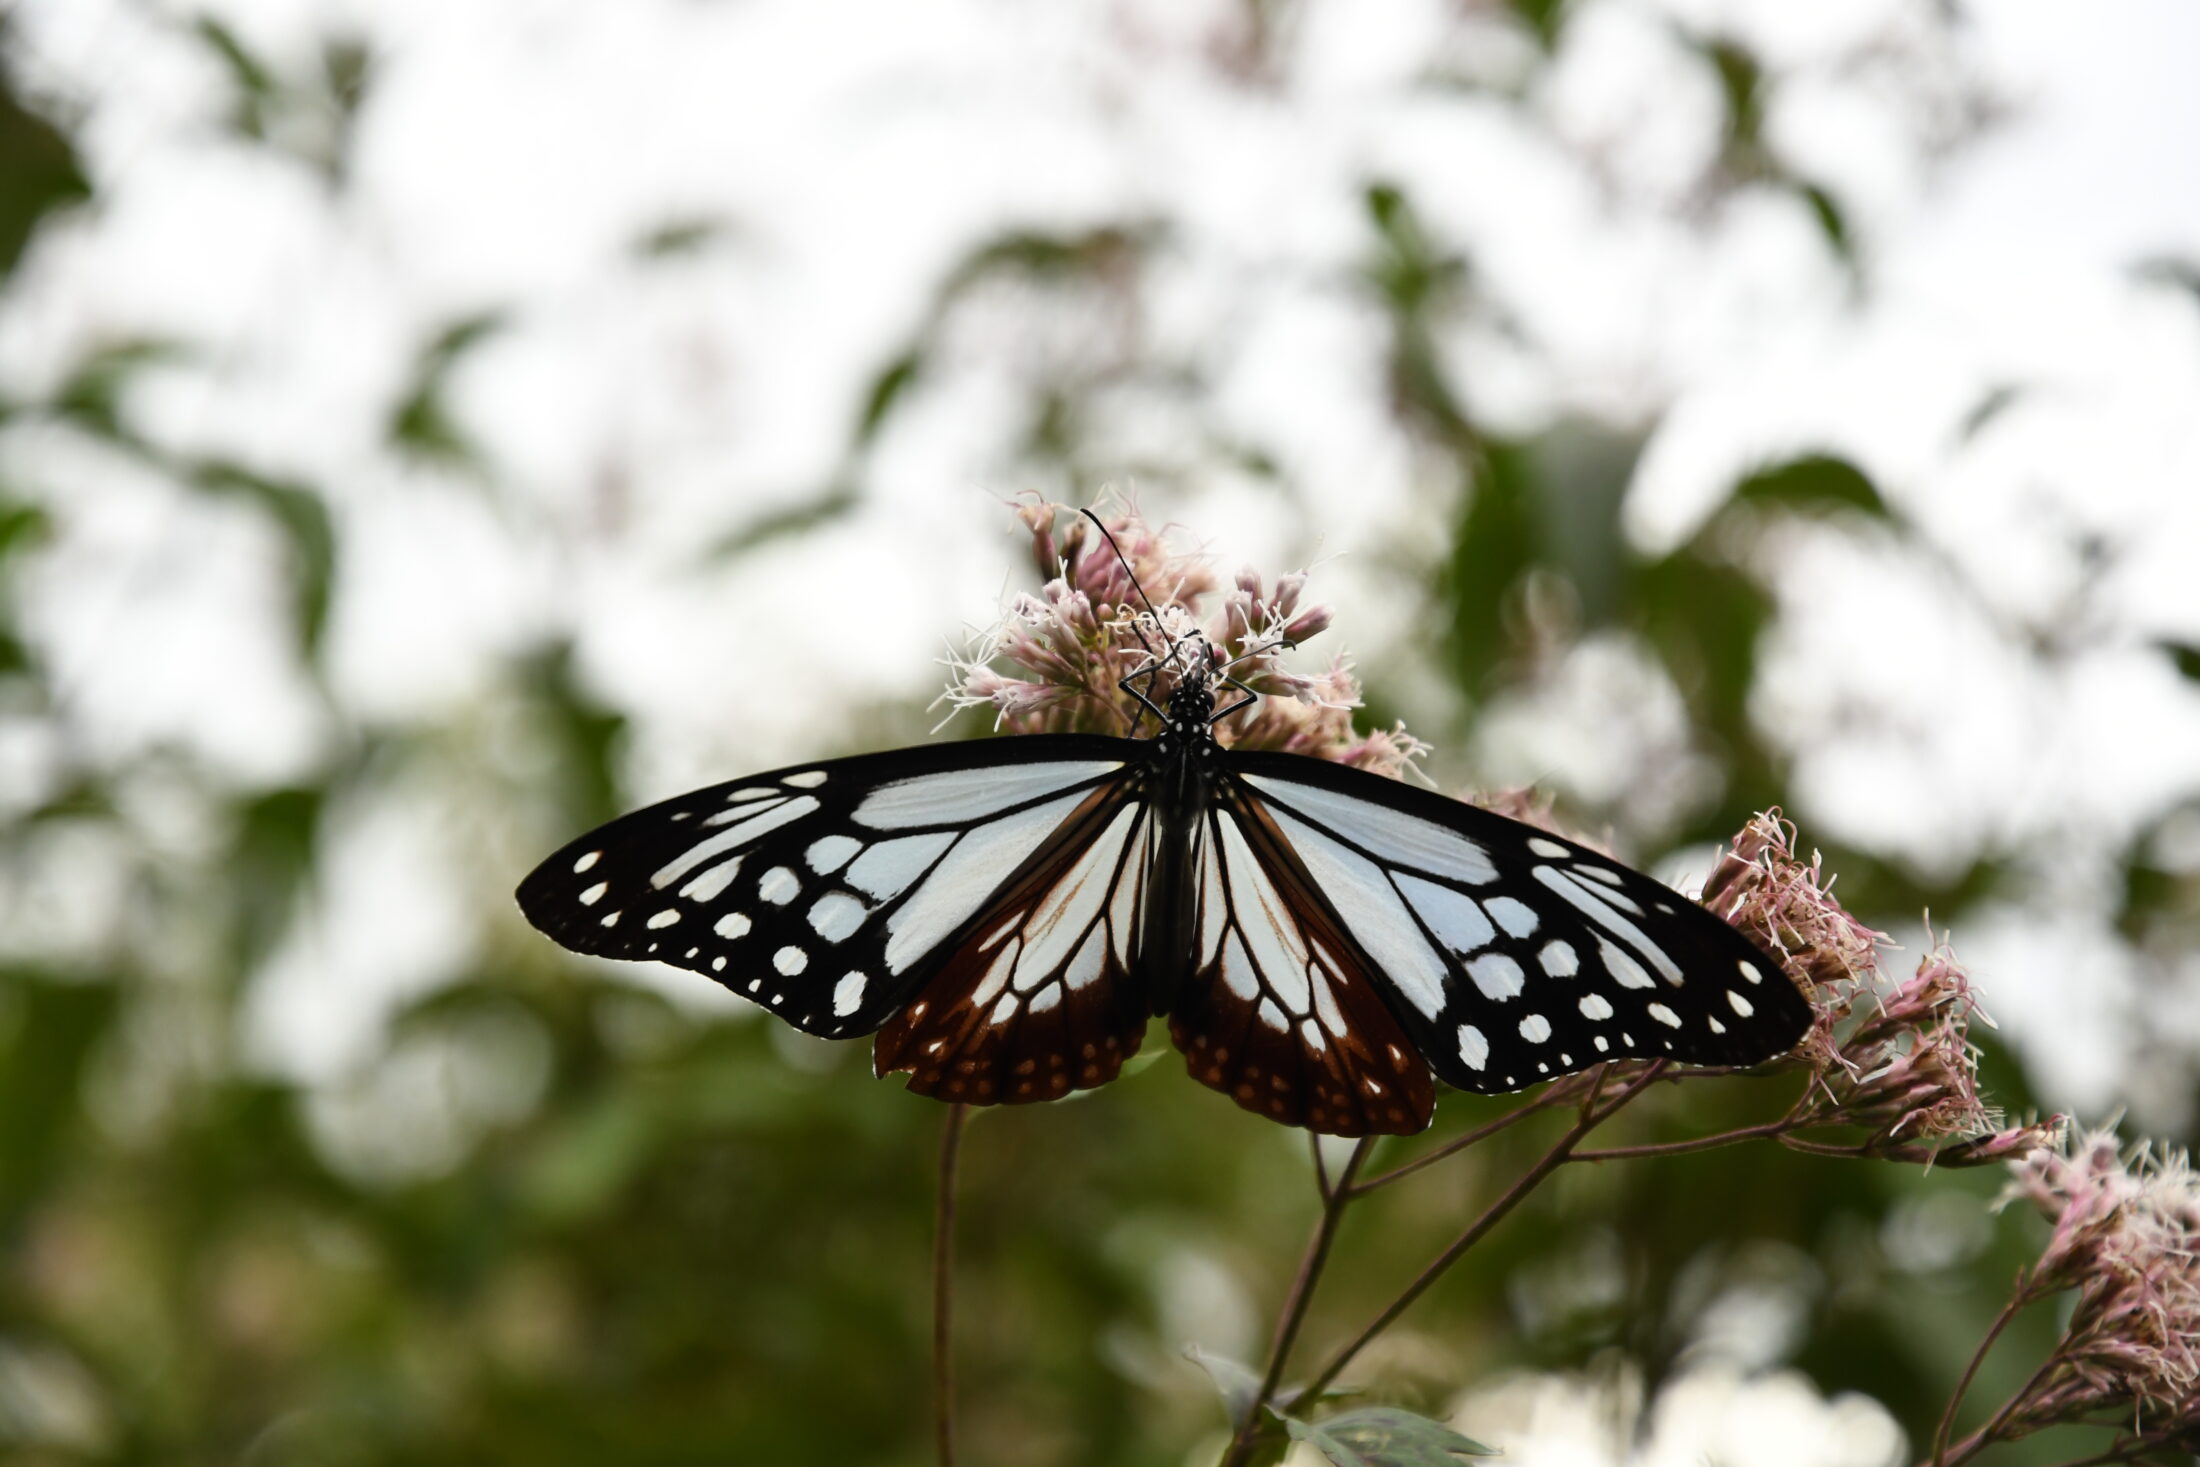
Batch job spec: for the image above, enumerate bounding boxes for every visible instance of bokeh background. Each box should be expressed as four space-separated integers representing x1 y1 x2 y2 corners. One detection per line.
2 1 2198 1463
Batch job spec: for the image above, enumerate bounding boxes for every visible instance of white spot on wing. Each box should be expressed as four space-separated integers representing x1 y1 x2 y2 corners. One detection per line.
1578 865 1625 888
846 831 955 900
1217 817 1313 1014
1396 874 1493 955
647 910 680 929
783 770 828 788
1028 985 1062 1014
704 797 784 827
579 882 608 906
1486 896 1539 938
1529 837 1569 859
832 972 866 1016
1709 1016 1727 1034
1064 924 1107 991
1300 1017 1326 1053
1468 952 1525 1002
758 867 801 905
1017 804 1138 986
1647 1002 1682 1028
679 858 742 902
1599 938 1656 990
774 946 808 975
1257 998 1289 1032
1242 774 1498 884
715 912 751 940
1539 940 1578 977
1738 959 1762 985
1532 868 1682 983
1458 1024 1489 1071
855 761 1120 830
807 892 867 941
654 796 819 888
883 792 1085 973
1728 989 1754 1017
971 938 1018 1007
805 834 861 873
1220 934 1259 1000
572 851 601 874
1266 808 1449 1019
1579 993 1613 1020
1519 1013 1552 1043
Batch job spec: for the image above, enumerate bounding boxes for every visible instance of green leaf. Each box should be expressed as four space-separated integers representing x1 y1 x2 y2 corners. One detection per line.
0 499 50 568
1279 1406 1500 1466
2160 640 2200 684
854 348 924 447
1506 0 1569 49
189 460 337 660
704 484 860 563
52 337 188 444
1797 182 1852 265
633 216 728 259
1185 1345 1266 1431
389 311 507 468
193 17 281 140
0 68 90 278
1728 453 1888 519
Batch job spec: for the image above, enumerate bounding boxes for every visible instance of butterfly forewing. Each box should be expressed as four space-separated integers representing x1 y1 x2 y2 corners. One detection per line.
516 735 1142 1037
873 780 1154 1103
1223 753 1812 1095
1168 789 1437 1136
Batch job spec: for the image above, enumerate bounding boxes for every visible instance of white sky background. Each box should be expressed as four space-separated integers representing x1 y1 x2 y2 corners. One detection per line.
1 0 2198 1453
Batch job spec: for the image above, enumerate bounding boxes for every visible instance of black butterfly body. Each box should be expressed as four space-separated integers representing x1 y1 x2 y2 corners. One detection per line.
517 636 1810 1136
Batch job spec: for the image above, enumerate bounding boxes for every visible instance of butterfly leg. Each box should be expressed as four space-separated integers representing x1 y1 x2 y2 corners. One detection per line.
1208 671 1262 726
1118 660 1170 731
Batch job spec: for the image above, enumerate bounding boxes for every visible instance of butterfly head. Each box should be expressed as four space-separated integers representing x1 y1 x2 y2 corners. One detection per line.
1162 640 1218 729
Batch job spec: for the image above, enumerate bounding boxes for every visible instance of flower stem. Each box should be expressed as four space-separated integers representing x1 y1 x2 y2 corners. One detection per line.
1567 1119 1796 1162
1930 1279 2028 1466
1298 1066 1661 1401
1350 1089 1571 1194
934 1103 969 1467
1217 1136 1375 1467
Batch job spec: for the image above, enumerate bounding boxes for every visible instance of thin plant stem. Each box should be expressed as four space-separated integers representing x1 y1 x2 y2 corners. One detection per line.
2040 1438 2182 1467
1217 1137 1375 1467
1931 1276 2030 1467
1569 1119 1797 1163
1936 1353 2058 1467
1300 1066 1666 1400
934 1103 969 1467
1350 1089 1571 1195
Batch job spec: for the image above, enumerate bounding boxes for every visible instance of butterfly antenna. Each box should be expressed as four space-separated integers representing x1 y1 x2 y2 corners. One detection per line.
1081 508 1171 661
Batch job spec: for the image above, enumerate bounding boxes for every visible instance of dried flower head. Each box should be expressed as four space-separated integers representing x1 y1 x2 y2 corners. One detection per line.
1999 1128 2200 1434
1796 943 1999 1150
944 496 1424 777
1701 810 1886 1006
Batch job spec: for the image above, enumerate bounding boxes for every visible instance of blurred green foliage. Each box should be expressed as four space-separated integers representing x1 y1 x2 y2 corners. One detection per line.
0 10 2178 1467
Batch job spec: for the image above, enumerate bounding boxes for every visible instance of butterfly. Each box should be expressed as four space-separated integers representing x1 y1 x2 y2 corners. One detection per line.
516 527 1810 1137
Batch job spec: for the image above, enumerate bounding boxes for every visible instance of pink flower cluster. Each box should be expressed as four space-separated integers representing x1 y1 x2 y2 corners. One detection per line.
1702 812 2060 1165
943 497 1426 777
1999 1129 2200 1435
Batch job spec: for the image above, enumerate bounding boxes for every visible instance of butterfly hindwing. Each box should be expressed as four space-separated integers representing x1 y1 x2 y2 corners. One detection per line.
872 779 1155 1104
1168 788 1437 1136
515 735 1142 1038
1222 752 1812 1095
